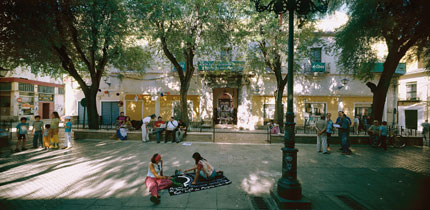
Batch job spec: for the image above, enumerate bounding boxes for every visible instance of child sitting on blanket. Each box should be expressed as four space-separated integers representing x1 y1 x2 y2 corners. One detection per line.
182 152 223 185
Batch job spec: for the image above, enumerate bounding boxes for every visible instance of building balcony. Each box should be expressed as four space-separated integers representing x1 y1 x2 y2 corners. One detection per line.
303 62 330 74
173 61 245 72
371 62 406 75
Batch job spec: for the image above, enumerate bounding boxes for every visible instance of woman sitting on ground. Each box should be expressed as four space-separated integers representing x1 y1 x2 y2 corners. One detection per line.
145 153 172 204
182 152 223 185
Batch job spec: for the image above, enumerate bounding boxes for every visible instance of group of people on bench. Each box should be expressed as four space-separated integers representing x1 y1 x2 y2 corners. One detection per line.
141 114 187 143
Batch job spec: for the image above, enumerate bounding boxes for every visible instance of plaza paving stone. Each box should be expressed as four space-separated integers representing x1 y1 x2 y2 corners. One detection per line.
0 139 429 210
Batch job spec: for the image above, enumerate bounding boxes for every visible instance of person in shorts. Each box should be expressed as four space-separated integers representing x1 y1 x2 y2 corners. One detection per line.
15 117 29 152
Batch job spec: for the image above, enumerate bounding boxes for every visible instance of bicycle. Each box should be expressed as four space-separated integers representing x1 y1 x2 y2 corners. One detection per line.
387 128 406 148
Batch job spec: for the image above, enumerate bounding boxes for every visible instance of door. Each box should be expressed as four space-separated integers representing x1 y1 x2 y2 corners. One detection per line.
42 103 50 119
405 110 418 129
78 102 88 125
101 102 120 126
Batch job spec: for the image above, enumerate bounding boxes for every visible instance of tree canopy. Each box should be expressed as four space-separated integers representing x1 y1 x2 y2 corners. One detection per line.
334 0 430 121
0 0 149 128
131 0 238 122
335 0 430 80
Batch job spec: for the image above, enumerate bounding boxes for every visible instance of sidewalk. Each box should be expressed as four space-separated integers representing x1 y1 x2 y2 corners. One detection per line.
0 139 429 210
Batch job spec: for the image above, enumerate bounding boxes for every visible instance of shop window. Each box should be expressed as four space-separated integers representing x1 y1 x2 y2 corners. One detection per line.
406 82 417 100
263 104 276 120
38 85 55 94
0 82 11 91
310 48 322 63
355 105 372 118
304 103 326 126
58 87 65 95
19 83 34 92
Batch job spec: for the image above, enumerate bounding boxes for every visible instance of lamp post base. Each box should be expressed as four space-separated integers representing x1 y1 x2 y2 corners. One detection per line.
271 186 312 210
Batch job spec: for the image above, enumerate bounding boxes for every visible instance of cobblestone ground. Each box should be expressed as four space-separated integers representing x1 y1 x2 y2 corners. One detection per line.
0 139 429 210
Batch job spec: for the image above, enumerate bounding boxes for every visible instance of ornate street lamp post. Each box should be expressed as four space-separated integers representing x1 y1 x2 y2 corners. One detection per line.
251 0 328 209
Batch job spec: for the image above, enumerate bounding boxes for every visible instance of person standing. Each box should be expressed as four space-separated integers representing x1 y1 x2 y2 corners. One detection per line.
176 119 187 143
32 115 44 148
326 113 333 150
63 116 72 149
315 114 328 154
354 116 360 135
379 121 388 150
165 117 178 143
42 124 51 150
15 117 29 152
145 153 172 204
142 114 156 142
339 112 351 155
422 120 430 146
50 112 60 149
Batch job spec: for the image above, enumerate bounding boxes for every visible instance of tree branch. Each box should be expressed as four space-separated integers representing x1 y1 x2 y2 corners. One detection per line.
52 44 89 93
61 1 92 72
258 40 274 70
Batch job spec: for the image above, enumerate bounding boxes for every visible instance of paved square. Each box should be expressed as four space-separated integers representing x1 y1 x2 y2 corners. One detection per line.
0 140 429 210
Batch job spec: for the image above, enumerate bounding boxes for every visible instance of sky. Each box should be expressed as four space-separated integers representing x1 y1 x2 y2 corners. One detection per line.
316 11 349 32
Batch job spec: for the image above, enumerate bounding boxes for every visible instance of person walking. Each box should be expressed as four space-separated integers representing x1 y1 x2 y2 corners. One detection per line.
142 114 156 142
50 112 60 149
315 114 328 154
165 117 178 143
326 113 333 150
145 153 172 204
32 115 44 148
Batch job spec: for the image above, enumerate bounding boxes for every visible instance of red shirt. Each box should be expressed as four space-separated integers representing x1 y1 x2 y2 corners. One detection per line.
154 120 165 128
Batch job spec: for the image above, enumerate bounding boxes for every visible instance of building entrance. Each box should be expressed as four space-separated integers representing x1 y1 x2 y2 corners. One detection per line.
42 103 50 119
213 88 238 125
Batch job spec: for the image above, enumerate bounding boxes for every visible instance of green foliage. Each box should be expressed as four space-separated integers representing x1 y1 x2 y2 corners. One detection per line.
237 4 321 76
0 0 149 84
334 0 430 81
131 0 236 61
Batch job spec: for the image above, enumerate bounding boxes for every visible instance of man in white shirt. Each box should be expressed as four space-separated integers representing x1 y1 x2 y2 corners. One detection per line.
165 117 178 143
142 114 156 142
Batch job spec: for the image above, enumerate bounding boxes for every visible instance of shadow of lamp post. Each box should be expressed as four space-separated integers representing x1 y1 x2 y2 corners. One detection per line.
251 0 329 209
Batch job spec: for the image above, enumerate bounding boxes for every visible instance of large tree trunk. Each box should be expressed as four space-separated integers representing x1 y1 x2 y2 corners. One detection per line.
83 87 99 129
275 87 285 131
368 53 402 122
180 84 190 123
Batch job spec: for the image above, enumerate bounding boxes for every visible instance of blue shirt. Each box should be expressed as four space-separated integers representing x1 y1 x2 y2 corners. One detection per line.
326 120 333 134
340 118 350 130
65 121 72 132
379 125 387 137
16 122 29 135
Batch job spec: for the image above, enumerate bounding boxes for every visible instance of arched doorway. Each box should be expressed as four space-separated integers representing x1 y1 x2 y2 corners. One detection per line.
213 88 237 124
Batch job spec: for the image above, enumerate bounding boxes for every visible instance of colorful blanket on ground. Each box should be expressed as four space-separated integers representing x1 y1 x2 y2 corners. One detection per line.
168 173 231 196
